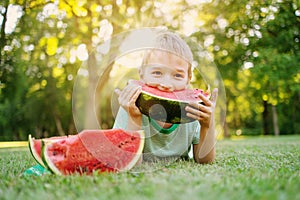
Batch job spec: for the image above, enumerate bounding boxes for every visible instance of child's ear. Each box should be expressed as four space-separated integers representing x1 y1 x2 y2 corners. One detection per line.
185 75 192 89
185 81 190 89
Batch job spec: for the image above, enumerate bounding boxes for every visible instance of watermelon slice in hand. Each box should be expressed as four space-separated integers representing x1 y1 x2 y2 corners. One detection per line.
41 129 144 175
133 80 210 124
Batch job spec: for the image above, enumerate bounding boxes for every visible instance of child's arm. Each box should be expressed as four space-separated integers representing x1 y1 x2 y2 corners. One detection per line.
115 81 143 130
193 121 216 164
186 88 218 164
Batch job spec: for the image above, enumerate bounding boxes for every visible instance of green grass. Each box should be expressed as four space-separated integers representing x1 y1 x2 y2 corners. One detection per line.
0 135 299 200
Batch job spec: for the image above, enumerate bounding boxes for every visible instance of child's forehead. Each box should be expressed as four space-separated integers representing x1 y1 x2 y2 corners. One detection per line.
143 54 190 75
149 49 184 58
144 63 189 74
141 49 192 76
146 50 189 65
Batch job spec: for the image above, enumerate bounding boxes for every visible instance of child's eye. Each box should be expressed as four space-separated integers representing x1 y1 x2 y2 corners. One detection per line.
152 71 162 76
174 73 184 78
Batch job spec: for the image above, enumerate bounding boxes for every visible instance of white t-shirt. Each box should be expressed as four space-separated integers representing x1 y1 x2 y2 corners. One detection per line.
113 107 200 162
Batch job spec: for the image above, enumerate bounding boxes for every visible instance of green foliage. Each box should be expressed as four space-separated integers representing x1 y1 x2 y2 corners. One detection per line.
1 136 300 200
0 0 299 139
247 1 300 134
191 0 300 135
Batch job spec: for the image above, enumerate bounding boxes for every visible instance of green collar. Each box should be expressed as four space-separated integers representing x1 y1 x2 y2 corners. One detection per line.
149 118 179 134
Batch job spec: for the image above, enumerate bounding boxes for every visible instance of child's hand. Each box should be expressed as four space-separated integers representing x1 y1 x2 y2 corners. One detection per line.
114 80 142 120
185 88 218 128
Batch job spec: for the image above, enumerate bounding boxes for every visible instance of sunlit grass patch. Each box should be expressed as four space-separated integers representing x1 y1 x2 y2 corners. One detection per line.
0 141 28 148
0 135 299 200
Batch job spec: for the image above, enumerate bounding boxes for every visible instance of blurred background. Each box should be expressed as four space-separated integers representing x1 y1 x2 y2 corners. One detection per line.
0 0 299 141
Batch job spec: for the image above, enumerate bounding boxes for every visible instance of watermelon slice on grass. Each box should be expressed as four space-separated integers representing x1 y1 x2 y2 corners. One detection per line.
41 129 145 175
28 134 68 168
28 135 44 167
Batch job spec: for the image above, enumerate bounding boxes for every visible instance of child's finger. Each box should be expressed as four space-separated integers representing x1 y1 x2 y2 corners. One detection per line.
185 106 209 121
127 79 135 85
188 102 206 112
123 85 140 101
186 103 211 117
130 86 142 102
197 93 212 107
114 88 121 96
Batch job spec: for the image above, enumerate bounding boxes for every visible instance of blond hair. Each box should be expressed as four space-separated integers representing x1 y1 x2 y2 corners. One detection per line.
142 31 193 76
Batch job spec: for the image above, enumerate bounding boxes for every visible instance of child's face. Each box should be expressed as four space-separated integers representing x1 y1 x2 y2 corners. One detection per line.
139 51 190 92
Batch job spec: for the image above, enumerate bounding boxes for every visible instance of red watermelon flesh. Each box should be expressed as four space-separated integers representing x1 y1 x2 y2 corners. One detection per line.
28 134 68 167
42 129 144 175
43 135 109 175
132 80 210 102
132 80 211 124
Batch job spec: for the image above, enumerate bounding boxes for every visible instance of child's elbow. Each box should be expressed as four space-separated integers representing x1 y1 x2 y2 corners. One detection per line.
194 151 216 164
195 157 215 164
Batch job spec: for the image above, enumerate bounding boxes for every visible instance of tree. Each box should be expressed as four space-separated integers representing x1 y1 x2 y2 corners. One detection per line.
247 0 300 135
1 0 299 140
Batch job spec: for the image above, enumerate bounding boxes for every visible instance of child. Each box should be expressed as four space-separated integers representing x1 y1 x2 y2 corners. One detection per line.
24 31 218 176
114 31 218 164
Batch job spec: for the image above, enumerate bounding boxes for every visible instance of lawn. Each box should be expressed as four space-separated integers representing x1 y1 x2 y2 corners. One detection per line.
0 135 299 200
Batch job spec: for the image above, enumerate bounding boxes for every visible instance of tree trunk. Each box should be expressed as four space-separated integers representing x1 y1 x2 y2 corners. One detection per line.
53 113 65 136
272 105 280 136
223 121 230 138
84 51 100 129
262 100 270 135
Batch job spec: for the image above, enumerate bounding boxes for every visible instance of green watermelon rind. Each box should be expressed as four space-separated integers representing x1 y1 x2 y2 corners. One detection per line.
28 134 46 168
136 91 204 124
118 130 145 172
41 139 62 175
42 130 145 175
